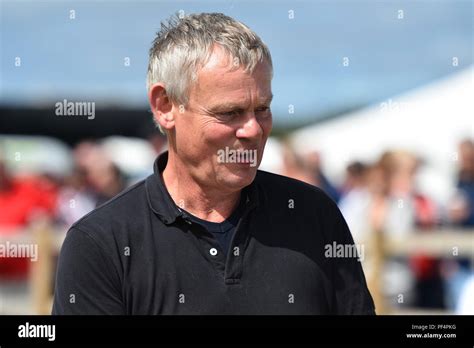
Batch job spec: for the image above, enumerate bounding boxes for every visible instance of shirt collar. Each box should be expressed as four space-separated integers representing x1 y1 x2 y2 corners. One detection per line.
145 151 259 225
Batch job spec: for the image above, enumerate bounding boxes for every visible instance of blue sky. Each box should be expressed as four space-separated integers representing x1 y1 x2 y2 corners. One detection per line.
1 0 472 126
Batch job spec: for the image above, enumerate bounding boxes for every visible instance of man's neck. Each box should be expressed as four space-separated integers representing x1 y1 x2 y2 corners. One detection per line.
161 153 241 223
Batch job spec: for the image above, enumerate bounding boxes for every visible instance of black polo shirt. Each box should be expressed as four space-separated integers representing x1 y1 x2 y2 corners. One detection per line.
52 151 375 315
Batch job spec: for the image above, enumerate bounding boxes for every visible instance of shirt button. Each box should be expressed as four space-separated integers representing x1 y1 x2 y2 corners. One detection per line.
209 248 218 256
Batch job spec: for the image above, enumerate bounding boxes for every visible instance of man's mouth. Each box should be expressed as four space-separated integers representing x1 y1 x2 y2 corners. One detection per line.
216 146 258 167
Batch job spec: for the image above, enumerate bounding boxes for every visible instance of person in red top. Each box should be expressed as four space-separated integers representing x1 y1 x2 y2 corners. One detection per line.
0 160 57 278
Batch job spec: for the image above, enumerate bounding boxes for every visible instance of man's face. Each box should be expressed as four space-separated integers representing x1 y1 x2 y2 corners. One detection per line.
171 46 273 194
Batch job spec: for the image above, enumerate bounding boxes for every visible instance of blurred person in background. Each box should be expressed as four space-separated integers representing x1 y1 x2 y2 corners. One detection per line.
339 158 393 308
56 166 96 228
87 161 126 207
339 161 371 244
57 141 127 228
280 143 341 202
443 138 474 311
380 151 439 233
0 150 58 279
379 151 442 309
303 150 340 203
339 151 442 308
448 139 474 226
339 158 392 246
280 141 316 185
75 141 126 207
340 161 368 196
57 141 98 229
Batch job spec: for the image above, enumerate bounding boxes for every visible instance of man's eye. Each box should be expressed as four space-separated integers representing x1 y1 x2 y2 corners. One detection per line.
217 110 240 118
255 107 271 115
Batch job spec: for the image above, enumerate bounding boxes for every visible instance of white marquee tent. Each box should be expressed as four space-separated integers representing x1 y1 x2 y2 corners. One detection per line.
289 67 473 204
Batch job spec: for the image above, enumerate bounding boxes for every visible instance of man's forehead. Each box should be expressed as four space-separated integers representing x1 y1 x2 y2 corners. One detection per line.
192 75 272 109
191 49 272 106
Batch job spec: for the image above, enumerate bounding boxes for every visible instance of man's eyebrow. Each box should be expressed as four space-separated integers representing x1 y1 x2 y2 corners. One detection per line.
208 102 243 111
208 94 274 112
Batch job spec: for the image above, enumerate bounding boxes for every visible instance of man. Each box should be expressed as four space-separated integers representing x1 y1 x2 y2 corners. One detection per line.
52 13 375 315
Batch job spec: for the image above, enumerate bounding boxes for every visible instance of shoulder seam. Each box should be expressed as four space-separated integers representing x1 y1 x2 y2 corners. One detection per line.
70 225 113 259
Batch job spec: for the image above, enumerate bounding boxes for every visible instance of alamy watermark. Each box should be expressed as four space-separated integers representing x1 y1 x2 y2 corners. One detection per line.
18 322 55 341
55 99 95 119
0 241 38 262
217 146 257 167
324 242 365 262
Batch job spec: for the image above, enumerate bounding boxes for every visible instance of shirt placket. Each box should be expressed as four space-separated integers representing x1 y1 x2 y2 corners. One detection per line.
183 216 227 278
182 206 253 284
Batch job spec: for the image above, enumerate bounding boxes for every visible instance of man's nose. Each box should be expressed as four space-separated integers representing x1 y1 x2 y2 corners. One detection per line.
236 112 263 140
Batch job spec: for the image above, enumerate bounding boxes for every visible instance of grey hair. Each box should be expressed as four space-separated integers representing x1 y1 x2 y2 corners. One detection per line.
146 12 273 132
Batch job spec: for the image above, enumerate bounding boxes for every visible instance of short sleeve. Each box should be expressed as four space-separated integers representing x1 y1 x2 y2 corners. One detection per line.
52 227 124 315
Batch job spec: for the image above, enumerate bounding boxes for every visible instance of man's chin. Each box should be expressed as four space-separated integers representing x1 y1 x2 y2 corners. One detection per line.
219 166 257 190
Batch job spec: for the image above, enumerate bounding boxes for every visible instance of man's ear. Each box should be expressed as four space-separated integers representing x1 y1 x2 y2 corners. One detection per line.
148 83 175 131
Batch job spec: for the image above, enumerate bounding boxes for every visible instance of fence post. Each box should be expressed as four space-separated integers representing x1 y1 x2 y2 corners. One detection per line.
30 217 55 315
367 228 387 314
